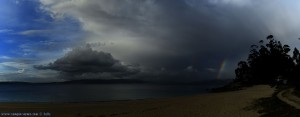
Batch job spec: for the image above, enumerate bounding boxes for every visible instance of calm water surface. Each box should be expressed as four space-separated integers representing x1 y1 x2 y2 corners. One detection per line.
0 84 224 102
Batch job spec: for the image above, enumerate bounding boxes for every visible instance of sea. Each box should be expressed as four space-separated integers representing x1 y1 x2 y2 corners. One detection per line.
0 83 226 102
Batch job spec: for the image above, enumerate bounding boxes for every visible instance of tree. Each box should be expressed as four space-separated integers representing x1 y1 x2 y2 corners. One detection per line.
293 48 300 65
291 48 300 85
235 61 250 83
235 35 295 85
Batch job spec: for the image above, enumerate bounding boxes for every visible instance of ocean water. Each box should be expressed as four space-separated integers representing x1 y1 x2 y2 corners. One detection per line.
0 83 224 102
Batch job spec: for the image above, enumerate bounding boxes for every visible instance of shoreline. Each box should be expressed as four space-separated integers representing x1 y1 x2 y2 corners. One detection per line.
0 85 274 117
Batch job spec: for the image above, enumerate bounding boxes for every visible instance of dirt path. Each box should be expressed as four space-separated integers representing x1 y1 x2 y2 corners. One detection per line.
277 88 300 109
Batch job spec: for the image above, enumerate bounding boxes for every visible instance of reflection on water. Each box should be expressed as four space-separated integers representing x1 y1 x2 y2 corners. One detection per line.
0 84 223 102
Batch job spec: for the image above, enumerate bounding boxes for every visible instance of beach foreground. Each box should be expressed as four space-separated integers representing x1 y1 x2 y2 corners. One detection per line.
0 85 274 117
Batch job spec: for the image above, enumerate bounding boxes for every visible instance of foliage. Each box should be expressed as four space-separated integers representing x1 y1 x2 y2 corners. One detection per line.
235 35 298 85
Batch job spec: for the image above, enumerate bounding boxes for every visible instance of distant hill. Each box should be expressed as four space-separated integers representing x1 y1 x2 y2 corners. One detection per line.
0 78 233 85
61 79 147 84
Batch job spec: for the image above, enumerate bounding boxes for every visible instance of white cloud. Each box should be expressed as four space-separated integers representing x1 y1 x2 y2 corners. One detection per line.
0 60 60 82
17 69 25 73
185 65 198 72
0 56 12 60
15 0 20 5
40 0 61 5
39 0 167 62
206 68 217 72
208 0 253 6
0 62 28 75
0 29 13 33
18 29 52 36
0 62 27 69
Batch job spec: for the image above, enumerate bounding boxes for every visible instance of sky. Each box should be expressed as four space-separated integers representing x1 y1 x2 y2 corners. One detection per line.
2 0 300 82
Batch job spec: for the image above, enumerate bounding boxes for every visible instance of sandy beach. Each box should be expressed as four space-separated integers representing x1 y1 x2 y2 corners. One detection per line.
0 85 274 117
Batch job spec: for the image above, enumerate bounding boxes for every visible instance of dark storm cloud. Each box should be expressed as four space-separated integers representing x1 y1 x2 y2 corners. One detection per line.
92 0 265 70
40 0 300 80
34 45 139 80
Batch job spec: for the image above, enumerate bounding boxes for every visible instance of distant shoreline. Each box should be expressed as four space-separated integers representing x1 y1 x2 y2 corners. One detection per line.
0 79 233 85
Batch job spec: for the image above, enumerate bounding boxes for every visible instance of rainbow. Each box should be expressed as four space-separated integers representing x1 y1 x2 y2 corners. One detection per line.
217 60 226 79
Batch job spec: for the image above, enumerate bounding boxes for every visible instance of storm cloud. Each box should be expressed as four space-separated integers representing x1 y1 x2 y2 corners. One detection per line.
36 0 300 80
34 45 139 80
